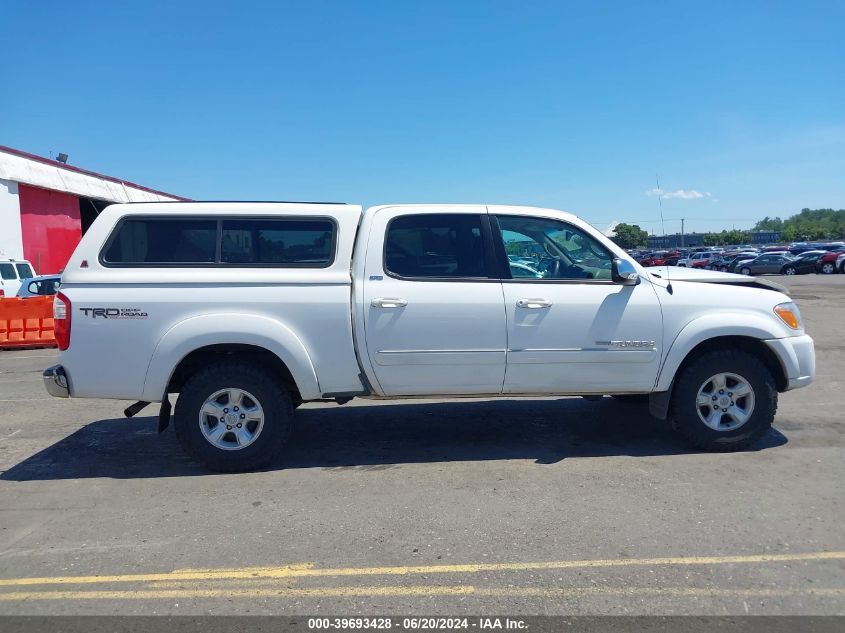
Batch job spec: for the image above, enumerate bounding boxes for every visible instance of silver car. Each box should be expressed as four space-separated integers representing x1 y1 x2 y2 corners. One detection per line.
736 253 794 275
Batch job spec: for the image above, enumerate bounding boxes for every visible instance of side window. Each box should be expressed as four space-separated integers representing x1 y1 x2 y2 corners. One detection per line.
0 264 15 280
221 219 334 266
496 215 612 280
103 219 217 264
385 214 487 279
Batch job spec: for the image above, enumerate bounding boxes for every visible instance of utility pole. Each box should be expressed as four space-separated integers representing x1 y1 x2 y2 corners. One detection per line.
681 218 685 248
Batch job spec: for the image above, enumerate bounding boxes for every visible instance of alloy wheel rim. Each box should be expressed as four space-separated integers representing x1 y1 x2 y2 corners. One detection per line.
198 388 265 451
696 372 755 432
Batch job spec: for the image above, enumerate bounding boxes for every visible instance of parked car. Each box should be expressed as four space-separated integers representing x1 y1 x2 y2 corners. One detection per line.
640 250 680 267
737 253 795 276
815 248 845 274
677 251 717 267
44 201 815 471
0 259 36 297
16 274 62 297
781 252 826 276
708 252 758 272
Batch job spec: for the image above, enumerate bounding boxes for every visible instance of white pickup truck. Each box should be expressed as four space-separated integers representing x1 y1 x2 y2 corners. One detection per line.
44 202 815 471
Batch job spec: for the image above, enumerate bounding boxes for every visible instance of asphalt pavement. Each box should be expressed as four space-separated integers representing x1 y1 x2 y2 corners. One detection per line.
0 274 842 615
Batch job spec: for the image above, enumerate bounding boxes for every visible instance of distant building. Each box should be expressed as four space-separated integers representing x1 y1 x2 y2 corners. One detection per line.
647 233 707 249
748 230 781 244
0 145 186 274
647 230 782 249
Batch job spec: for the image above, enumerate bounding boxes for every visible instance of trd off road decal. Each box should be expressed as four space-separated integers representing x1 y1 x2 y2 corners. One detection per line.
79 307 149 319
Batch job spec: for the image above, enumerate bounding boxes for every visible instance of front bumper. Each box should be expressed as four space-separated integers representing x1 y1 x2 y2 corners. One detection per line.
43 365 70 398
764 335 815 391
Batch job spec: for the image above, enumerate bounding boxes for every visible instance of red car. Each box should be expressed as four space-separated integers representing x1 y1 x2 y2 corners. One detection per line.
640 250 680 267
815 248 845 274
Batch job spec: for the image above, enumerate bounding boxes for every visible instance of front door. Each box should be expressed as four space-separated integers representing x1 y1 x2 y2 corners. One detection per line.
362 207 507 396
492 212 664 394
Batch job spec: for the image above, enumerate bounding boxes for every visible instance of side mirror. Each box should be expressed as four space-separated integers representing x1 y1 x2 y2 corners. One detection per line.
612 258 640 286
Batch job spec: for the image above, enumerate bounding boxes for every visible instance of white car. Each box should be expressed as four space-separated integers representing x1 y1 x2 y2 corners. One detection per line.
0 259 36 297
44 202 815 471
676 251 717 267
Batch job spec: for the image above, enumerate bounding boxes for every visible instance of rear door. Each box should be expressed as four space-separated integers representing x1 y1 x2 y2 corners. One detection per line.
361 207 507 396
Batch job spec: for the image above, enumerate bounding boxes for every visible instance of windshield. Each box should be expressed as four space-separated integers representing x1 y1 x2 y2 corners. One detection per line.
15 263 34 279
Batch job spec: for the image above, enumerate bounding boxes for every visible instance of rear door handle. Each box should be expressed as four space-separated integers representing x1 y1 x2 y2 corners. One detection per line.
371 297 408 308
516 298 552 309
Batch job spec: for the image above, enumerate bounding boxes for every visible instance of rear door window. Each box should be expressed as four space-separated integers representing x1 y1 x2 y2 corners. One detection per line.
0 264 15 280
384 214 488 278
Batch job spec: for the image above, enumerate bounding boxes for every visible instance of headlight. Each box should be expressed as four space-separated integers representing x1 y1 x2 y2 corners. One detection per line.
774 302 802 330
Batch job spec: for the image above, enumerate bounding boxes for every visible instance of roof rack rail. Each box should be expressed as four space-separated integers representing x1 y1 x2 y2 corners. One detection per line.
123 200 350 205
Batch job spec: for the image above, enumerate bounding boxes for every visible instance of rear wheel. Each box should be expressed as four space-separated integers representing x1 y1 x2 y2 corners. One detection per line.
783 266 797 275
670 349 777 452
174 362 293 471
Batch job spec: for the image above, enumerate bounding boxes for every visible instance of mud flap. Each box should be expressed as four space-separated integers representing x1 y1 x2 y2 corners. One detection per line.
649 389 672 420
158 395 172 433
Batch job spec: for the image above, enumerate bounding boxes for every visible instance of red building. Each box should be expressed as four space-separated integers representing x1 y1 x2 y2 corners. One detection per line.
0 145 186 274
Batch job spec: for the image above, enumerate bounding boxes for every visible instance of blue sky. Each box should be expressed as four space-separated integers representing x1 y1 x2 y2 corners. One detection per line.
3 1 843 234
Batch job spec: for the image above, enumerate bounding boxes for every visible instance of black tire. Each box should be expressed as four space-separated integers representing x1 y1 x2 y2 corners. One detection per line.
611 394 649 404
820 262 835 275
670 349 777 452
783 266 796 276
174 362 293 472
740 267 751 276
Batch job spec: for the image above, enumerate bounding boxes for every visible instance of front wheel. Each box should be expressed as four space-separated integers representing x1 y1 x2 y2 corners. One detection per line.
174 362 294 472
784 266 797 275
670 349 777 452
740 267 752 275
820 262 835 275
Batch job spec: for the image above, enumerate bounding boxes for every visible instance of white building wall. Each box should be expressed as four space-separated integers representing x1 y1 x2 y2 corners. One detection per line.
0 178 23 259
0 150 180 203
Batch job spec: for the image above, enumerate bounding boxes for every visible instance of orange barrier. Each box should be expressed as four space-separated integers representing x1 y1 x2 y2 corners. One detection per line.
0 296 56 349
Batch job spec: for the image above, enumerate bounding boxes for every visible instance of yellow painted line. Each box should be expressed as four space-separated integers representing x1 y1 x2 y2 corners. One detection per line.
0 551 842 588
0 586 843 602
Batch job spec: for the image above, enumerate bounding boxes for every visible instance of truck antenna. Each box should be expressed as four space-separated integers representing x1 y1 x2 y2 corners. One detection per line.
656 174 673 295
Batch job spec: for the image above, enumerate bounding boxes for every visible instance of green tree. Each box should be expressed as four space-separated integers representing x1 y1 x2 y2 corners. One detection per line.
702 229 750 246
754 209 845 241
753 216 784 232
611 223 648 249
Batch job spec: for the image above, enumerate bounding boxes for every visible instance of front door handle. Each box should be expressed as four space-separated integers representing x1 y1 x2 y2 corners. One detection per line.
371 297 408 308
516 298 552 309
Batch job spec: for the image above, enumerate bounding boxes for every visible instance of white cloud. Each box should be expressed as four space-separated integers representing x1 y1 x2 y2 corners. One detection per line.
645 188 711 200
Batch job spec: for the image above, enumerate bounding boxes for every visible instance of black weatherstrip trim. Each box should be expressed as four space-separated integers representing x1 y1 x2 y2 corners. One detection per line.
488 215 512 279
479 215 503 280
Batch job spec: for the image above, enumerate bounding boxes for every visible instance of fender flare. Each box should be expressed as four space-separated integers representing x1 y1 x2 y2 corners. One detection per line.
654 312 785 393
141 313 320 401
